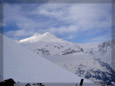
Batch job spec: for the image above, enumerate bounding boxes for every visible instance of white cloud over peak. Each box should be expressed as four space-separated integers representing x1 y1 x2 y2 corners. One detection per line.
38 3 111 30
4 3 112 43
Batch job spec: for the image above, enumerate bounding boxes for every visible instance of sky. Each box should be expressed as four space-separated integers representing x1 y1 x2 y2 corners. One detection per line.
3 3 112 43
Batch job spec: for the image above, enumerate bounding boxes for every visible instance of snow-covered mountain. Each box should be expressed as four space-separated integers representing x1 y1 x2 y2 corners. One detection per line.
80 39 115 66
18 32 115 85
19 32 114 65
19 32 84 56
44 55 115 85
3 34 90 83
19 32 64 43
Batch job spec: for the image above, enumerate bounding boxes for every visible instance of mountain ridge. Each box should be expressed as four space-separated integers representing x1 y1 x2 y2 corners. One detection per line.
3 34 89 83
18 32 115 85
19 32 65 43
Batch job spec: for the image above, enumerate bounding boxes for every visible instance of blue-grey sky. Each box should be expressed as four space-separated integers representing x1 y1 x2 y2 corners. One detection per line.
3 3 112 43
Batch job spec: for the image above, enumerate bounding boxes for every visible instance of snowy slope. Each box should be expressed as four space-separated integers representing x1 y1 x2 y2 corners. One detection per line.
19 32 114 65
19 32 83 56
44 55 115 85
3 35 91 83
93 40 114 65
18 32 115 85
19 32 63 43
79 40 115 65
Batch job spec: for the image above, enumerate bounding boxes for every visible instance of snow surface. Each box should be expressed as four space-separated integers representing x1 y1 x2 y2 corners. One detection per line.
43 55 115 84
19 32 64 43
19 32 113 66
19 32 82 56
44 55 108 74
79 41 114 66
18 32 115 84
3 35 91 83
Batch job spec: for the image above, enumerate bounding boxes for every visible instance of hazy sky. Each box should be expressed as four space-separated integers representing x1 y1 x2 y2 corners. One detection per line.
3 3 112 43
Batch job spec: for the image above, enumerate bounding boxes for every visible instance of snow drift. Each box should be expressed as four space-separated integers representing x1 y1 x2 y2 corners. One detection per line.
18 32 115 84
3 35 91 83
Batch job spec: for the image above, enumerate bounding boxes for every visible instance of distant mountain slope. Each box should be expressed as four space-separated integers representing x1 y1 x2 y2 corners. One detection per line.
3 35 89 83
44 55 115 85
19 32 84 56
79 39 115 65
19 32 64 43
19 32 114 65
18 32 115 85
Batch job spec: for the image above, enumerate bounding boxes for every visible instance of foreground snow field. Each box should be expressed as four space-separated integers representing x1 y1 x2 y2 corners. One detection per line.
3 35 91 83
18 32 115 85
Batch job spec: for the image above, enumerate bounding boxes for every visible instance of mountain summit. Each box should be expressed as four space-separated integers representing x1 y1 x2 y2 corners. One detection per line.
4 34 89 83
19 32 63 43
42 32 54 36
19 32 82 56
18 33 115 85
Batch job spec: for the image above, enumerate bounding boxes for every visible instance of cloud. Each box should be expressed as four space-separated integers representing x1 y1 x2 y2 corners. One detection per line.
47 25 79 34
38 3 111 30
90 34 112 42
4 3 112 43
6 30 34 38
4 4 42 30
